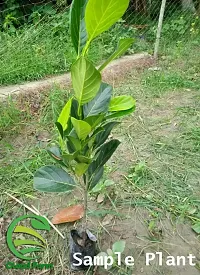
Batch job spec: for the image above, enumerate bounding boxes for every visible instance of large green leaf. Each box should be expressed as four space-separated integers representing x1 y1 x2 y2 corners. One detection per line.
66 135 82 153
83 82 112 117
88 139 120 176
57 99 72 131
99 38 134 71
85 0 129 42
109 96 136 112
71 57 101 105
70 0 88 54
33 166 76 193
71 117 91 140
88 166 104 190
95 122 119 148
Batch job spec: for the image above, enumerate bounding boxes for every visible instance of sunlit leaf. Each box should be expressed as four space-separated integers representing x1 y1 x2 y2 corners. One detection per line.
109 96 136 112
57 99 72 131
85 0 129 42
71 57 101 105
71 117 91 140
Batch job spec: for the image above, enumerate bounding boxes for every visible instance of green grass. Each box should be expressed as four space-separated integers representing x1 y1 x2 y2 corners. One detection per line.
0 10 199 86
0 13 140 86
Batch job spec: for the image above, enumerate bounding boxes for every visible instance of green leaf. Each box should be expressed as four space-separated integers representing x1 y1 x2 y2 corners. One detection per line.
83 83 112 117
88 139 120 182
70 0 88 54
106 107 135 119
99 38 134 71
71 98 79 119
63 152 78 163
112 240 126 253
71 57 101 105
75 163 89 176
82 126 104 149
85 0 129 42
57 99 72 131
84 115 104 129
71 117 91 140
109 96 136 112
55 122 63 138
95 122 119 148
89 166 104 190
76 155 91 164
33 166 76 193
192 223 200 234
66 135 82 153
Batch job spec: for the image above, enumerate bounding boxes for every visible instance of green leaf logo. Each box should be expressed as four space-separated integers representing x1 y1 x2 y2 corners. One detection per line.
6 215 50 261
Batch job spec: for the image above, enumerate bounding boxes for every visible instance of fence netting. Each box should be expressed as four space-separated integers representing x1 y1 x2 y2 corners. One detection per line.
0 0 199 85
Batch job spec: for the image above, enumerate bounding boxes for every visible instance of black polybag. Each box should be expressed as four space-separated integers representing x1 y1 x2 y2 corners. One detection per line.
69 229 97 271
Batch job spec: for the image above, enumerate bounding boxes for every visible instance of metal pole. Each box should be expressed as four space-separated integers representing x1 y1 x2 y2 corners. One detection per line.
154 0 167 59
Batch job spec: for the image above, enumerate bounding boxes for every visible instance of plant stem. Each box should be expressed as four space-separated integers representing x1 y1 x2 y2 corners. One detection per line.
82 176 89 233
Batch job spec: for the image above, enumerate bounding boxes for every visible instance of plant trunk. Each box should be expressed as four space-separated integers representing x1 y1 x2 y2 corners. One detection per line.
83 183 88 232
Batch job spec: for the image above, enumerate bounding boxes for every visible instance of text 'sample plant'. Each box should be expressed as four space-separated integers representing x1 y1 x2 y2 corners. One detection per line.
33 0 135 228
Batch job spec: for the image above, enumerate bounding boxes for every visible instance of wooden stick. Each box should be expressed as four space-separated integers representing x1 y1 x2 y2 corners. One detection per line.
154 0 167 59
5 192 65 240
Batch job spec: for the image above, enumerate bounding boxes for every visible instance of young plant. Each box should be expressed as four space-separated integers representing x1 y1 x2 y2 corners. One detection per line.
33 0 135 231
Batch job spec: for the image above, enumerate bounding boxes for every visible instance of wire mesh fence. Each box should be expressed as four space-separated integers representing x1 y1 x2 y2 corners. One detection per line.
0 0 199 86
125 0 200 54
